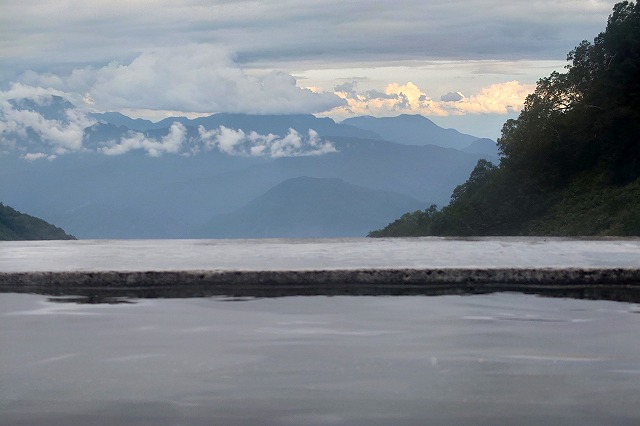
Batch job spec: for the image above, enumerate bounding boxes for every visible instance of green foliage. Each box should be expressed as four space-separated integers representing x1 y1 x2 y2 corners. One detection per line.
0 203 76 240
528 175 640 236
370 2 640 237
368 205 439 237
499 1 640 184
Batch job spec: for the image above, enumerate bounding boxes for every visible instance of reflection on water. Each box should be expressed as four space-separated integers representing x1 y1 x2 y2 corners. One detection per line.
46 295 138 305
2 293 640 425
19 283 640 304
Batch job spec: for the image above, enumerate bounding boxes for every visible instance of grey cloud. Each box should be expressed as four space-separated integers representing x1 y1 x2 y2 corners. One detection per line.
365 90 397 100
335 81 398 101
395 93 410 110
1 0 615 82
334 82 358 97
440 92 465 102
17 46 346 115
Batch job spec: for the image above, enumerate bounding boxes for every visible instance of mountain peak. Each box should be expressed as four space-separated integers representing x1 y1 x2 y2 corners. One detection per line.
199 176 423 238
342 114 485 149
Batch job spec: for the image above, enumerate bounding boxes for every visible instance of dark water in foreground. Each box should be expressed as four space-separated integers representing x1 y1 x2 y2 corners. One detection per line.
2 293 640 425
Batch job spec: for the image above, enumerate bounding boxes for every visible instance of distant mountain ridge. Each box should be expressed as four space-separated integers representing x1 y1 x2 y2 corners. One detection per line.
91 111 382 139
89 112 158 131
6 95 494 153
342 114 498 156
1 97 497 238
198 177 423 238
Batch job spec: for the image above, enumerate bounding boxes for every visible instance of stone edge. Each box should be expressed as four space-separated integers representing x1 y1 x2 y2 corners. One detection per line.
2 268 640 289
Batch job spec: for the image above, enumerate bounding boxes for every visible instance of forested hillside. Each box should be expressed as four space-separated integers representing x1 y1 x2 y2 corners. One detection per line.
0 203 76 240
370 1 640 237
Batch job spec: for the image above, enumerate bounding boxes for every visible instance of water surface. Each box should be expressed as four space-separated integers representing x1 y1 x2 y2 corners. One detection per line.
2 293 640 425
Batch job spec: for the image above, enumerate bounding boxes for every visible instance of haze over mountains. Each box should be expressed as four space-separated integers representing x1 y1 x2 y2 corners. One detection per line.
342 115 498 155
198 176 423 238
0 94 498 238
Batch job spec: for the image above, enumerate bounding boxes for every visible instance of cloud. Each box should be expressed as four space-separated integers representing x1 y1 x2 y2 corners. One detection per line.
1 84 339 160
441 92 465 102
17 45 345 115
328 80 534 117
448 81 535 114
0 84 95 154
332 81 447 117
21 152 56 161
2 0 614 77
0 83 69 105
198 126 336 158
334 82 358 98
99 122 187 157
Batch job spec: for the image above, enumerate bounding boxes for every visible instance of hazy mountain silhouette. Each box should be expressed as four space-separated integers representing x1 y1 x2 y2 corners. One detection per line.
198 176 423 238
1 99 493 238
90 112 158 131
462 138 500 156
342 114 498 156
94 112 382 139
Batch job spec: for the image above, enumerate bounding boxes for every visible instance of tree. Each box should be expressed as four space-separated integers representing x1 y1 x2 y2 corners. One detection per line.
370 2 640 237
0 203 76 240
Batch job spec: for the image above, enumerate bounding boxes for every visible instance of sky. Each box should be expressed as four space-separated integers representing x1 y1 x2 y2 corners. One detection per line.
0 0 618 139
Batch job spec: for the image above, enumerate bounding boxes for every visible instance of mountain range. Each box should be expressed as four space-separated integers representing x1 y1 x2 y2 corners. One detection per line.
342 115 498 155
0 96 498 238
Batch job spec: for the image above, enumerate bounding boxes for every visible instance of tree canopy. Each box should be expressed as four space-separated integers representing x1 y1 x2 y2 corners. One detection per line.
370 2 640 237
0 203 76 240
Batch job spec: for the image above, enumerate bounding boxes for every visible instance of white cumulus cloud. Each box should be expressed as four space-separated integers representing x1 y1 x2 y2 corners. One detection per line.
21 152 56 161
100 122 187 157
0 84 95 154
17 45 346 115
333 81 446 117
1 84 339 160
449 81 535 114
329 80 534 118
198 126 336 158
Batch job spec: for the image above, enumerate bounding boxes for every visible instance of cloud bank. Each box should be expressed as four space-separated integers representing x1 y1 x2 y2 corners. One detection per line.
0 86 337 159
98 124 336 158
331 80 535 118
18 45 345 115
0 84 95 155
99 122 187 157
2 0 614 75
198 127 336 158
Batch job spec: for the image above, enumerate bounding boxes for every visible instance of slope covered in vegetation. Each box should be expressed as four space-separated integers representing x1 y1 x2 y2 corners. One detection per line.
370 1 640 237
0 203 76 240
